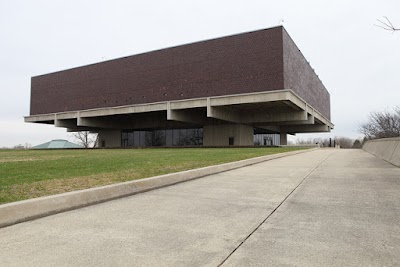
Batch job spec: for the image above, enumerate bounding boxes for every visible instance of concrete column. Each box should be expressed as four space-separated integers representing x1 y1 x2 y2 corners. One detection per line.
280 132 287 146
98 130 122 148
203 124 254 146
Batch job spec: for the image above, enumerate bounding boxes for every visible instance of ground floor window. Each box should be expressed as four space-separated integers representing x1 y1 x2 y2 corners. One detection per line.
122 128 279 147
122 128 203 147
253 133 280 146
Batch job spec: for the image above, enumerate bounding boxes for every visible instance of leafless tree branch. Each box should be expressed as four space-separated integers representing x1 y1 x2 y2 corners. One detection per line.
358 107 400 140
374 16 399 32
71 131 98 148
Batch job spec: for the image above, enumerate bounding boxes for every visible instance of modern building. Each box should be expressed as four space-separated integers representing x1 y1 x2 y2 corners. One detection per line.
25 26 333 148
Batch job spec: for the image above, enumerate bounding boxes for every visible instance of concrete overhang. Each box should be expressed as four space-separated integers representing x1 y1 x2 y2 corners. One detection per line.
25 89 334 133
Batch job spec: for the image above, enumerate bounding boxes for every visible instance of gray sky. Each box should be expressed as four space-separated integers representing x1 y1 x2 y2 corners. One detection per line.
1 0 399 147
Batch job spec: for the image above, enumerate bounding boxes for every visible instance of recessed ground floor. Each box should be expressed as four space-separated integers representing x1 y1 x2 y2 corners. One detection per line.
117 127 281 147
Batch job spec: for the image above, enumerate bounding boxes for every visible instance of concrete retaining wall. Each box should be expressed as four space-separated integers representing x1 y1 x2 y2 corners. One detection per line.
0 148 316 228
362 137 400 167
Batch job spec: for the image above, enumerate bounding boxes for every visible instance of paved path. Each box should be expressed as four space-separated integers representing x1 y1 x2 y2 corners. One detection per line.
1 149 399 266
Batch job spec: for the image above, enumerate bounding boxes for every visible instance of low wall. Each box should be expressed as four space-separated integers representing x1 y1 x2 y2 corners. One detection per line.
362 137 400 167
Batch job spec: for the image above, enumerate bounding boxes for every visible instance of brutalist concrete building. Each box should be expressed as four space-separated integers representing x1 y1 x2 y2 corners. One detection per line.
25 26 333 147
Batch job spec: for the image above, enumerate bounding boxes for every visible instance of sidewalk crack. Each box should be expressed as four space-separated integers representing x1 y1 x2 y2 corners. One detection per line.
217 150 335 266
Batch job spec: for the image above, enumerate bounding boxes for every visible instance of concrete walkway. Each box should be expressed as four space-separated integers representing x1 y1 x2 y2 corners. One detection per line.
0 149 399 266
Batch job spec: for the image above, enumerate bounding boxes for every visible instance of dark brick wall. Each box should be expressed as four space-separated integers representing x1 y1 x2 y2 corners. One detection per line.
282 28 331 119
30 27 285 115
30 26 330 120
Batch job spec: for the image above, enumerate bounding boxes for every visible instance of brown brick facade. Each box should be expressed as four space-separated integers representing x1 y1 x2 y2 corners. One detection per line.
282 28 331 119
30 26 330 119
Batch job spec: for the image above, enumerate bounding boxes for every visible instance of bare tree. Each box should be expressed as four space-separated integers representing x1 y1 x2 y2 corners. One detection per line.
12 143 32 150
72 131 98 148
359 107 400 140
335 137 354 149
352 139 362 149
375 16 399 32
296 137 356 148
145 130 165 146
296 137 330 147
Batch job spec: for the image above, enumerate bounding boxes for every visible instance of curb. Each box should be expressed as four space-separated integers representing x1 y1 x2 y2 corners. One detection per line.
0 148 317 228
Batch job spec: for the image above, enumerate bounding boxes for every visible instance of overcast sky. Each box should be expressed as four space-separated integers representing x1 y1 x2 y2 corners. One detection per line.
0 0 399 147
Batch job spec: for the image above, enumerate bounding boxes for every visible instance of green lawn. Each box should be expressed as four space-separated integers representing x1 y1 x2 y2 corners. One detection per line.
0 147 304 204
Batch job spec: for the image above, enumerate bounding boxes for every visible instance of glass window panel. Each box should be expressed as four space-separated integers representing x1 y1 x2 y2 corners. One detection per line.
172 129 179 146
128 132 134 147
123 128 203 147
153 130 165 146
139 131 146 147
133 131 140 147
166 130 173 146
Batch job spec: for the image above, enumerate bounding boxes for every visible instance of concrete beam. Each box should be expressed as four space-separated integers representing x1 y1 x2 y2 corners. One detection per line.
242 111 308 124
281 124 330 133
167 102 205 124
283 100 303 111
55 119 77 128
56 112 79 120
167 109 204 124
207 104 241 123
67 128 79 132
257 123 330 134
24 114 55 123
258 114 315 126
257 125 280 133
208 104 308 124
66 127 96 132
77 117 127 129
305 104 333 129
77 116 177 130
169 99 207 110
286 92 307 111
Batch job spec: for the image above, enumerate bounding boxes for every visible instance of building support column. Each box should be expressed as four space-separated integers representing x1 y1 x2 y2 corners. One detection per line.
280 132 288 146
98 129 122 148
203 124 253 146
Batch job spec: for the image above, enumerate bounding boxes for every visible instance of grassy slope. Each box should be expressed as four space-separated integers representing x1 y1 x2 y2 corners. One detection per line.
0 147 303 204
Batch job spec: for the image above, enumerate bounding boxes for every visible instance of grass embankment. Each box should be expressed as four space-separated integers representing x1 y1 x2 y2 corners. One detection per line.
0 147 303 204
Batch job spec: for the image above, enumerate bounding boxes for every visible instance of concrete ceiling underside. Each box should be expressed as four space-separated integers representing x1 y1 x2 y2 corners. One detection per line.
25 89 334 134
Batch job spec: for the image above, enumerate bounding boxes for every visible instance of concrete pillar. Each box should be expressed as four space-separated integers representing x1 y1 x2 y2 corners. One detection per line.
98 130 122 148
203 124 253 146
280 132 287 146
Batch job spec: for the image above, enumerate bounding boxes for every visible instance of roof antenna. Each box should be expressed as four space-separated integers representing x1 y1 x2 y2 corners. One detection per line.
278 19 285 26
